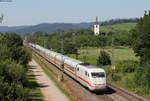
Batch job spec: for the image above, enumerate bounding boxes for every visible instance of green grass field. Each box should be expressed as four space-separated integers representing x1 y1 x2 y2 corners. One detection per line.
68 47 138 66
101 23 137 32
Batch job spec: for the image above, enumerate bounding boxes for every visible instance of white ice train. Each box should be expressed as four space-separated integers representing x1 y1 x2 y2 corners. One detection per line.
29 43 107 91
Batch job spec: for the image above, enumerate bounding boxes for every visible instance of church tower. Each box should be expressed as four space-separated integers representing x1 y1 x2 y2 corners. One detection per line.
94 16 100 35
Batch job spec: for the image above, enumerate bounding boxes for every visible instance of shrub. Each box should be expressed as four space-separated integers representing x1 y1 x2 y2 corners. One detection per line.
135 86 150 94
125 77 136 89
134 61 150 90
97 50 111 65
112 74 121 81
116 60 138 73
0 60 26 84
0 79 29 101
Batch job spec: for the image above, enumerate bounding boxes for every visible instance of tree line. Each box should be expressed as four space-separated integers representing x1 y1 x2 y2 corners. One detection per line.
0 32 31 101
26 27 131 54
130 11 150 92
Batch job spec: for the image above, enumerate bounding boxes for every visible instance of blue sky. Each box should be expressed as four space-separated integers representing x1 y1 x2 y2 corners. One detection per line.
0 0 150 26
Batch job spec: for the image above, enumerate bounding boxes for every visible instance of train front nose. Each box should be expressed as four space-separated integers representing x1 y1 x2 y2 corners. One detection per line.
91 78 107 90
90 72 107 91
92 78 106 85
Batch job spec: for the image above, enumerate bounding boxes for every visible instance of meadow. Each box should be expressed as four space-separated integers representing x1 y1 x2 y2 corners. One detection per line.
101 22 137 32
68 46 138 66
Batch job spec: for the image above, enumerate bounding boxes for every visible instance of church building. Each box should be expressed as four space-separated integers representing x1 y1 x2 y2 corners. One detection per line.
94 16 100 35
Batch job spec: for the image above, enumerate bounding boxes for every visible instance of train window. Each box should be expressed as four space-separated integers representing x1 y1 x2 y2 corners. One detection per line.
79 62 90 66
85 71 87 76
91 72 105 78
87 73 89 77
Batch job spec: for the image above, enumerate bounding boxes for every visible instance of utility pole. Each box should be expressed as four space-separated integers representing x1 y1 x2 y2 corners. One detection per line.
58 29 64 81
61 30 64 54
111 37 115 70
43 39 45 48
72 32 79 59
109 27 116 77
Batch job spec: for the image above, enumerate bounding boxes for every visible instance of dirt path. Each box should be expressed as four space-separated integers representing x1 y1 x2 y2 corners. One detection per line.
29 60 69 101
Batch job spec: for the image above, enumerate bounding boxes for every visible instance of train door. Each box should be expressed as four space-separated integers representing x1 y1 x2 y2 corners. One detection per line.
76 66 85 86
82 70 90 87
76 65 80 81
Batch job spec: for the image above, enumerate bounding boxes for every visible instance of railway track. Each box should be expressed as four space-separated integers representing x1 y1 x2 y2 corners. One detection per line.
107 83 148 101
31 47 148 101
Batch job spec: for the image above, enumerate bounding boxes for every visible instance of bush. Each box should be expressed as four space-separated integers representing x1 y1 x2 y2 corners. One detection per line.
97 50 111 65
134 86 150 94
0 60 29 101
134 61 150 90
0 79 29 101
125 77 136 89
116 60 138 73
112 74 121 81
0 60 26 84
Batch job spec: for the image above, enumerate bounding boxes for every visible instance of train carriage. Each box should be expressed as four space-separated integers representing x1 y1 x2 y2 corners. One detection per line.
64 57 82 79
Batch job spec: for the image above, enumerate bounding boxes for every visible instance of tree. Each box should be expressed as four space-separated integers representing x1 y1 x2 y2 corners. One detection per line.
134 61 150 91
0 60 29 101
131 11 150 63
0 33 31 68
96 35 108 48
0 32 31 101
0 32 23 47
97 51 111 65
131 12 150 63
63 40 78 55
0 60 26 84
0 43 11 60
131 11 150 89
114 31 130 46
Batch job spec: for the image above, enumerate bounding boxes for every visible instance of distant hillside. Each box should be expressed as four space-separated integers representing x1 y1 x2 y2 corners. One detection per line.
101 22 137 32
0 26 29 32
0 18 137 34
0 22 94 34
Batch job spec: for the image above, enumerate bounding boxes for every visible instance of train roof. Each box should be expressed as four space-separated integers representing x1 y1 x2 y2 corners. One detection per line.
65 56 82 63
79 63 105 72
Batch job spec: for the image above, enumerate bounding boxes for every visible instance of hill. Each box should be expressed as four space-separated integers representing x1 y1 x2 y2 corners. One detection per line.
0 22 94 34
101 23 137 32
0 18 137 34
0 26 29 32
11 22 137 34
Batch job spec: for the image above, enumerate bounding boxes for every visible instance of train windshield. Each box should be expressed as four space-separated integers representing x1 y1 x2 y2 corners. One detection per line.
91 72 105 78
